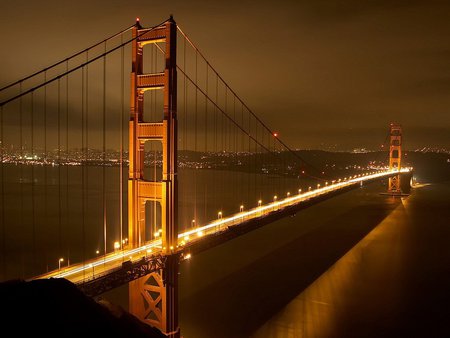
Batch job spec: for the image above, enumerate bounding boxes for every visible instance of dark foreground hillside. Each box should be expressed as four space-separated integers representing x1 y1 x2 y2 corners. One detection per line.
0 278 165 338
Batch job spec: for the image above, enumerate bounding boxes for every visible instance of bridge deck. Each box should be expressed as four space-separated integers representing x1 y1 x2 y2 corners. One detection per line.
34 169 410 292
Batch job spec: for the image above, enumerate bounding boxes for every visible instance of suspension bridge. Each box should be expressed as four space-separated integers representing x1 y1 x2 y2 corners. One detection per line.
0 16 410 337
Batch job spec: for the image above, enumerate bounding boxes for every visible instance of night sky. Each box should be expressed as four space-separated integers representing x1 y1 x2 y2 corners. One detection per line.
1 0 450 150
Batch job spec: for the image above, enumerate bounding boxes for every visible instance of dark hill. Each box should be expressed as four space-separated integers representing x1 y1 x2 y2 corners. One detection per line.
0 278 165 338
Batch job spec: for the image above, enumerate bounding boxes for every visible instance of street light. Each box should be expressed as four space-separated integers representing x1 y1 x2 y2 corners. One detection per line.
240 205 244 212
317 184 320 189
286 192 290 197
88 263 94 278
218 211 222 219
114 241 120 251
191 219 196 228
258 200 262 207
273 195 277 202
298 189 302 194
95 250 100 255
58 258 64 276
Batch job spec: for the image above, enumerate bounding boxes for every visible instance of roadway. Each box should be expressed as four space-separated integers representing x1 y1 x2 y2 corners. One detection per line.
34 169 410 285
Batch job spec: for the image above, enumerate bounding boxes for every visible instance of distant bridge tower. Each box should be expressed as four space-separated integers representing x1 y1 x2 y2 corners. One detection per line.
128 17 179 337
388 123 402 194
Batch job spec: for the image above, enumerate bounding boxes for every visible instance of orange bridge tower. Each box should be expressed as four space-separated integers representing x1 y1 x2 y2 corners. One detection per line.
128 17 179 337
388 123 402 195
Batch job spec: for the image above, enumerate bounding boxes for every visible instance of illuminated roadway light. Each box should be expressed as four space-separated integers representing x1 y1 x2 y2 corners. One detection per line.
218 211 222 219
185 253 191 260
240 205 244 212
114 241 120 250
47 169 411 281
273 195 277 201
298 189 302 194
258 200 262 207
287 192 290 197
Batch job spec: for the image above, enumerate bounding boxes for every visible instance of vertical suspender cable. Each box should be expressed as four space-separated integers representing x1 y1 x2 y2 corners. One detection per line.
103 42 107 261
86 52 89 259
183 33 187 151
247 109 251 203
31 92 36 272
153 44 157 236
194 49 198 224
233 95 237 211
43 73 48 272
241 103 244 206
120 36 124 251
57 78 62 259
214 74 218 210
66 61 70 264
1 105 5 278
204 65 208 222
19 82 24 277
222 87 226 212
81 65 86 278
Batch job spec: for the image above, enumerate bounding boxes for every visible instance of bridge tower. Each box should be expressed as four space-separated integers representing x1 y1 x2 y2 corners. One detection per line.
128 17 179 337
388 123 402 194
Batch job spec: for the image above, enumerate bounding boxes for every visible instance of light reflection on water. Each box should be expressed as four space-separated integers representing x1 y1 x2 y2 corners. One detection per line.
252 196 411 338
